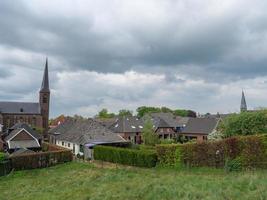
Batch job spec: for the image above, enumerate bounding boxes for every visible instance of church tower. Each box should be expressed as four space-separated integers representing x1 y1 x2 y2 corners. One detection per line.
240 90 247 112
39 58 50 136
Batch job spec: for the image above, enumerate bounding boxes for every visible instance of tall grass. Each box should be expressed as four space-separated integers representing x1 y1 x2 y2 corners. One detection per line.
0 162 266 200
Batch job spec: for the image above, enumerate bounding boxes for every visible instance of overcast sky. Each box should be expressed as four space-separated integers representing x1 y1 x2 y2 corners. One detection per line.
1 0 267 118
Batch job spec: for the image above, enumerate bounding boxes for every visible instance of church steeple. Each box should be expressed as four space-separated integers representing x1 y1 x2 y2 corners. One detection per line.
39 58 50 138
240 90 247 112
40 58 50 93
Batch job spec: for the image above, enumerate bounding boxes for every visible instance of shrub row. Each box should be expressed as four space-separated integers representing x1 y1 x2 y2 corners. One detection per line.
10 142 73 170
94 145 157 168
156 135 267 169
0 152 6 162
0 160 12 176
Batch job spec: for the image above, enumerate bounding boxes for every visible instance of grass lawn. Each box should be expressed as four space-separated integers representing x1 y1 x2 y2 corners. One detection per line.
0 162 267 200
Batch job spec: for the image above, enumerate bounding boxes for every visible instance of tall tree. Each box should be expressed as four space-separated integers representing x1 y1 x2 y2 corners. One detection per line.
142 116 159 146
136 106 161 117
118 109 133 117
97 109 115 119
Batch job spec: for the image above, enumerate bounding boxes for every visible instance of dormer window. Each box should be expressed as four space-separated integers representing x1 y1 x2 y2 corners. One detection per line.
20 108 24 112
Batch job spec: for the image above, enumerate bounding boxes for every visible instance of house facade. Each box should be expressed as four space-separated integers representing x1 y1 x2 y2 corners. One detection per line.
0 59 50 137
4 123 42 153
109 116 144 144
179 117 219 142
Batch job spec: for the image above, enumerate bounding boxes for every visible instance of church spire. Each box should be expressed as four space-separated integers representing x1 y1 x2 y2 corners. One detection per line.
240 90 247 112
40 58 50 93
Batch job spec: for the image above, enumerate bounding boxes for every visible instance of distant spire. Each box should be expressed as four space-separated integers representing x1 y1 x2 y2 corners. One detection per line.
240 90 247 112
40 58 50 93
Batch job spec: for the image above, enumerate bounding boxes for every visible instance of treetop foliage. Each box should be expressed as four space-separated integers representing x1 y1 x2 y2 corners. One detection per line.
219 110 267 137
136 106 196 118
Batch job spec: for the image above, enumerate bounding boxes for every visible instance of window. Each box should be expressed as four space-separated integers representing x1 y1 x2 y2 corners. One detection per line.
43 96 48 103
62 141 64 146
20 108 24 112
68 143 70 147
79 145 84 153
73 145 75 154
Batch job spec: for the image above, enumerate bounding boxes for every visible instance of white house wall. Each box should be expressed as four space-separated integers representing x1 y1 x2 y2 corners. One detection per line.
56 139 81 155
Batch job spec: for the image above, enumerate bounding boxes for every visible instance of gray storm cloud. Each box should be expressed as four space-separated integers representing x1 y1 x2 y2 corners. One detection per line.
0 0 267 117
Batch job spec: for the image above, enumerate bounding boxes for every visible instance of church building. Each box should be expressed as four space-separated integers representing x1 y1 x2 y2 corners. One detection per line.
0 59 50 136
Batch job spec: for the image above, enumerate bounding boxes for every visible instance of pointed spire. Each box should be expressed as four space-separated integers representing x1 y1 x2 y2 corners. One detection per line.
40 58 50 93
240 90 247 112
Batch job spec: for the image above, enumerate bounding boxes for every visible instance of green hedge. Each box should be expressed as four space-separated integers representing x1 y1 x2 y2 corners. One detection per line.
156 134 267 169
0 152 7 162
94 145 157 168
10 143 73 170
0 160 11 177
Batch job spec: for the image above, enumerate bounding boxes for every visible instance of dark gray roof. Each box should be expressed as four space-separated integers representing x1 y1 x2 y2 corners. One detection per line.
176 116 190 127
95 118 117 128
146 113 177 128
40 58 50 93
49 118 126 145
181 118 219 135
5 123 42 141
10 148 36 157
0 102 40 114
110 116 144 133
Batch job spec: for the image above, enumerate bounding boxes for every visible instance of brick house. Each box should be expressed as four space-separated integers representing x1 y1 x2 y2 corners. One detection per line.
179 117 219 142
149 113 177 139
109 116 143 144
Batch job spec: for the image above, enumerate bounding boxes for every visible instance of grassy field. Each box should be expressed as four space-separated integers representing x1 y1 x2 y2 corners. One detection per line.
0 162 267 200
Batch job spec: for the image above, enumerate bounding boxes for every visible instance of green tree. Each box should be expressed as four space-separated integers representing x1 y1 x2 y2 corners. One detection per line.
160 107 173 113
136 106 161 117
118 109 133 117
97 109 115 119
218 110 267 137
142 117 159 146
173 109 189 117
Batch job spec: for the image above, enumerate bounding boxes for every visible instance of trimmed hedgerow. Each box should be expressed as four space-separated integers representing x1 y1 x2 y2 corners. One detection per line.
10 142 73 170
0 152 7 162
156 134 267 169
94 145 157 168
156 144 182 167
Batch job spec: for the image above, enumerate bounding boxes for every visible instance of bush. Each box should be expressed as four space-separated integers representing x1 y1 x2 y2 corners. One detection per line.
219 111 267 137
160 139 176 144
94 145 157 168
10 142 73 170
0 152 7 162
156 134 267 169
156 144 182 167
224 157 242 172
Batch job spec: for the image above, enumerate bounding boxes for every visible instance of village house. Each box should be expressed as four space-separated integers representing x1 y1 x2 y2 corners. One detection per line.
148 113 177 139
3 123 42 153
0 59 50 138
109 116 144 144
48 118 128 159
179 117 219 142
